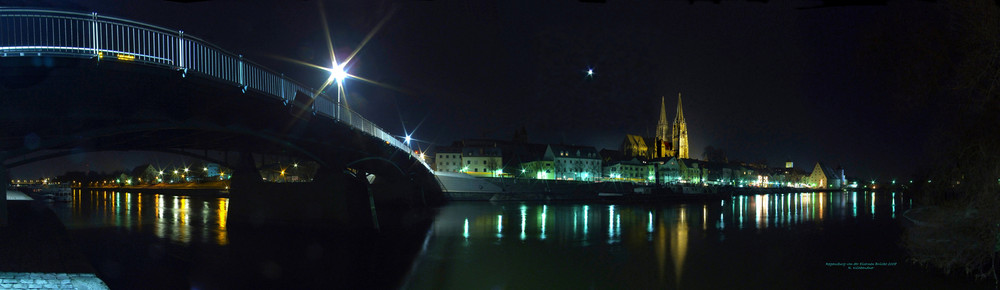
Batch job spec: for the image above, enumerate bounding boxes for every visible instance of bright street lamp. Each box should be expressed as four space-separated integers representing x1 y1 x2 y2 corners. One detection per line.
330 63 347 85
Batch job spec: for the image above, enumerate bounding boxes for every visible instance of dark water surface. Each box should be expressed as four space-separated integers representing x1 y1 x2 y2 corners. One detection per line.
49 190 989 289
404 192 990 289
50 189 426 289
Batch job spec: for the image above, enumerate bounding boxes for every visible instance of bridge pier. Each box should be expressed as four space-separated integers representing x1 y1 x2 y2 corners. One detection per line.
226 152 263 228
226 153 376 231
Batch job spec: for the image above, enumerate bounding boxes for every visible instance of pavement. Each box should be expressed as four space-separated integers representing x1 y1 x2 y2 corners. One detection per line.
1 192 108 290
0 273 106 289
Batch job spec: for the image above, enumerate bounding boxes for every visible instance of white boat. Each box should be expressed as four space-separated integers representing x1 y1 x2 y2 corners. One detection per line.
39 185 72 202
681 185 707 194
433 171 504 193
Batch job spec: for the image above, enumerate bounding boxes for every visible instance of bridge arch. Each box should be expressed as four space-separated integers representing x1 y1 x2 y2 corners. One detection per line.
0 8 442 230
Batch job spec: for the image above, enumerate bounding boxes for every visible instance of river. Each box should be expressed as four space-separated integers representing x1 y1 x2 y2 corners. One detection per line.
47 189 987 289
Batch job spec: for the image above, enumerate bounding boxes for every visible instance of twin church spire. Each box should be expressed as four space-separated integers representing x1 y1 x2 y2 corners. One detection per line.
656 93 689 159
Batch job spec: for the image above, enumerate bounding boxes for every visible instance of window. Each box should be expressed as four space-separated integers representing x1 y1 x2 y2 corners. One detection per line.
483 161 486 164
467 161 471 165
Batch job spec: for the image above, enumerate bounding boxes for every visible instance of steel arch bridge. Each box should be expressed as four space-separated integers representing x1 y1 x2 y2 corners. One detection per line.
0 8 442 229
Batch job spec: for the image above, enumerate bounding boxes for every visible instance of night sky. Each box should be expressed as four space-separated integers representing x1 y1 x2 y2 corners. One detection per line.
8 0 951 180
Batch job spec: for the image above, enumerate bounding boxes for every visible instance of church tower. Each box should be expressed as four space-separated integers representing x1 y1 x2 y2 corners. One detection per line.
671 93 689 159
653 96 672 158
655 96 669 142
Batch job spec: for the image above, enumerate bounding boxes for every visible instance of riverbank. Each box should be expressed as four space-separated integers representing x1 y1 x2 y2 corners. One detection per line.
79 181 229 197
441 175 851 202
0 195 109 289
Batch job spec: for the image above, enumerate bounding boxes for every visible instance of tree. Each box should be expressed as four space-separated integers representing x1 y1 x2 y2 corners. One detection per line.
486 158 501 176
702 146 727 163
881 0 1000 285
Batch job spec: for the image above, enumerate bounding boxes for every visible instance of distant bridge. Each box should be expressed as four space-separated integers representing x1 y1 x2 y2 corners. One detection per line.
0 8 443 230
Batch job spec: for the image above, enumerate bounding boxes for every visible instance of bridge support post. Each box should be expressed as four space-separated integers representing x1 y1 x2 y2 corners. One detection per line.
227 153 374 230
226 152 264 227
0 165 7 227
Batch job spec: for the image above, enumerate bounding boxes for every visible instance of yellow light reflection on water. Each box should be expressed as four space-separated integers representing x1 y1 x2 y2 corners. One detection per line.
819 192 825 221
136 193 142 229
155 194 165 240
672 207 688 287
177 197 190 244
155 194 163 219
702 204 707 231
217 198 229 245
871 192 876 219
655 216 667 282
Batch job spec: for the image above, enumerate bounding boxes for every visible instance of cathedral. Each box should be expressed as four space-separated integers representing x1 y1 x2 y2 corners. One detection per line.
621 93 689 160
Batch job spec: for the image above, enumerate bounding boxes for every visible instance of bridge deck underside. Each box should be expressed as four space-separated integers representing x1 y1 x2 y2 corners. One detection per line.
0 56 427 178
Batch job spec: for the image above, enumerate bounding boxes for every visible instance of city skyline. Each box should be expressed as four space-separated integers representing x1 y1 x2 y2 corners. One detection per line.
7 0 948 180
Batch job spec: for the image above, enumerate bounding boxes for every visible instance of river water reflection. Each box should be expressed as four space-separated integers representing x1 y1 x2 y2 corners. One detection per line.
405 191 983 289
54 189 229 246
46 190 985 289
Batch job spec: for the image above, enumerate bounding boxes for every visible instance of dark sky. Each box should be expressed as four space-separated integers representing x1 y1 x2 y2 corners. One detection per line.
8 0 949 180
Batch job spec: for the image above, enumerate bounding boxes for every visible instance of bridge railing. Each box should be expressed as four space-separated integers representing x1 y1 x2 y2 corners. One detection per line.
0 8 429 170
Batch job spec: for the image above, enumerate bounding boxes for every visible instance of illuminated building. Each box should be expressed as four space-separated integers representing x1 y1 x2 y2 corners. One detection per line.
656 96 670 146
508 143 555 179
521 160 554 180
700 161 736 186
203 163 221 178
772 165 809 188
434 146 463 172
671 93 689 159
657 158 705 184
545 144 601 181
621 134 651 159
603 158 655 182
621 94 688 160
461 146 503 175
804 162 845 189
